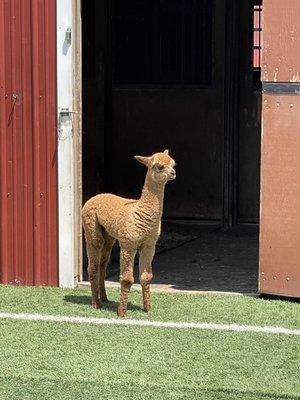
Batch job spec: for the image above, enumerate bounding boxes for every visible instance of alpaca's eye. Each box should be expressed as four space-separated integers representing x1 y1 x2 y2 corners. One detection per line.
156 164 164 172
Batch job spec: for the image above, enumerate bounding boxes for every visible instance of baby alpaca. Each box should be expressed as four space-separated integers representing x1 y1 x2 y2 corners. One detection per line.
82 150 176 317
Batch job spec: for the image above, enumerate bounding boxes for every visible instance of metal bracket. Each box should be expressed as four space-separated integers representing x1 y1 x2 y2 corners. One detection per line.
58 108 77 140
60 107 78 116
262 82 300 95
65 28 72 45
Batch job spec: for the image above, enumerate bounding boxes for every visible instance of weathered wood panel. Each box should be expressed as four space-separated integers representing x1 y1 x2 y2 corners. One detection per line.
259 94 300 297
262 0 300 82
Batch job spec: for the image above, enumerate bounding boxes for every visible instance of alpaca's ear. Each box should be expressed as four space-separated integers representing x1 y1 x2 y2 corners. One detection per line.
163 149 169 155
134 155 151 167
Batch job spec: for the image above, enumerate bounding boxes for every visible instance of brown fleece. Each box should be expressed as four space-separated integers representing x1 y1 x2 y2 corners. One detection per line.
82 150 176 316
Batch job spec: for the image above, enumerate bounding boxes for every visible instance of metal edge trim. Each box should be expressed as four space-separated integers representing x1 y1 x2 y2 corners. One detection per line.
262 82 300 95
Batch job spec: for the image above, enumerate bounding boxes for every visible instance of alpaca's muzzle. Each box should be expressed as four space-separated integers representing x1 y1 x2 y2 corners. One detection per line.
169 170 176 180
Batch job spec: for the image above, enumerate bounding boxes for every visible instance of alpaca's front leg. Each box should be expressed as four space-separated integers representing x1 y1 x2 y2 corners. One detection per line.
118 247 136 317
139 244 155 312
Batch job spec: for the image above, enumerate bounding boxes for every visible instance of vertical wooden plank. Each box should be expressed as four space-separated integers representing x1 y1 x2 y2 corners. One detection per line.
260 94 300 297
262 0 300 82
73 0 83 283
259 0 300 297
57 0 80 287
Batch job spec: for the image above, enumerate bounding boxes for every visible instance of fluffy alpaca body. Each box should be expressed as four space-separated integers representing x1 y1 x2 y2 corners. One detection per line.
82 150 176 317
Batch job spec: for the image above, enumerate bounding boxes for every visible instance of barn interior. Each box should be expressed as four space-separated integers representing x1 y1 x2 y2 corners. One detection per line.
81 0 262 293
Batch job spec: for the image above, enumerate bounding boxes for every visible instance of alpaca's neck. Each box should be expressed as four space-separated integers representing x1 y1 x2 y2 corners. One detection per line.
138 171 165 218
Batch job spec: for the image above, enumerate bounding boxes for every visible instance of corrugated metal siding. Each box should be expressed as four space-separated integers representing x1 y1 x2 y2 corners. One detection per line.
0 0 58 286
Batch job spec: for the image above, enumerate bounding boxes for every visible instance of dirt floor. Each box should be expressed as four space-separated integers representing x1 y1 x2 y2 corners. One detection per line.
103 221 259 294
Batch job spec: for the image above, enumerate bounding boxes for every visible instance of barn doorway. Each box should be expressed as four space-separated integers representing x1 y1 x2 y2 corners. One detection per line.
81 0 261 293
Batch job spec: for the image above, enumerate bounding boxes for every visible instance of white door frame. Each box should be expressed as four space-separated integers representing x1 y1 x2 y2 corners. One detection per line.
57 0 82 287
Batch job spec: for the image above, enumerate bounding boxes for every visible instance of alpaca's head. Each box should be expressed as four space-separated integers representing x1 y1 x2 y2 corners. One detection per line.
134 149 176 184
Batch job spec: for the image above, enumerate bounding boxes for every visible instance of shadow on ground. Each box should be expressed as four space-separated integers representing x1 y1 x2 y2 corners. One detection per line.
83 221 259 294
63 295 143 312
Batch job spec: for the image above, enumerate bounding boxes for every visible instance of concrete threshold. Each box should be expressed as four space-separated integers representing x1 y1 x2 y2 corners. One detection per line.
77 280 258 297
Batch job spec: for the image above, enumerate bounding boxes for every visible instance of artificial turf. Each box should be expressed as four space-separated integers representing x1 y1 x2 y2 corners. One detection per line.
0 284 299 328
0 285 299 400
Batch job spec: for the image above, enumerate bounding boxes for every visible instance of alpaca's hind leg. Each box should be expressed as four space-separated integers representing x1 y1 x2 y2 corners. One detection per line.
118 247 137 317
86 238 104 309
98 231 116 302
82 216 104 309
139 243 155 312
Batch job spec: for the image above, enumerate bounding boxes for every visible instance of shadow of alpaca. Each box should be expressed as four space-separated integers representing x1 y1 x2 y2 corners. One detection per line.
63 295 143 312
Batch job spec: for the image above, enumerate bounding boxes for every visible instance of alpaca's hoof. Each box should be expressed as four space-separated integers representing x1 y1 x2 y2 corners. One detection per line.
143 302 152 313
117 306 127 318
91 299 101 309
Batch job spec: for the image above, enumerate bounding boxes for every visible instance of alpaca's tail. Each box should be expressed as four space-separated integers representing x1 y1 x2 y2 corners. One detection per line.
82 205 103 250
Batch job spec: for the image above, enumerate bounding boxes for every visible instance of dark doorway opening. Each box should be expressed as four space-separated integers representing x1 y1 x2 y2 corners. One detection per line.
82 0 261 292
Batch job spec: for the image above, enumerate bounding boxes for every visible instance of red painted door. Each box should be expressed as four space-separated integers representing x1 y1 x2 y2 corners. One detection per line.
0 0 58 286
259 0 300 297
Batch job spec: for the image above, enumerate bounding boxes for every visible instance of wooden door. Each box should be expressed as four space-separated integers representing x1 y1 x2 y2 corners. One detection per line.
259 0 300 297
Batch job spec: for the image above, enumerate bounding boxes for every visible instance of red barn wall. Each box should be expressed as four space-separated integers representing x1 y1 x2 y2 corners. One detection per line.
0 0 58 286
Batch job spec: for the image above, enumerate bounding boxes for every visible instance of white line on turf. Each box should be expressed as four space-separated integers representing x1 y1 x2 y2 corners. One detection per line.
0 312 299 336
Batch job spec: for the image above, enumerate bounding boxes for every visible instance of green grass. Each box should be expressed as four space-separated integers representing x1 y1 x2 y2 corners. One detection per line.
0 284 299 328
0 285 299 400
